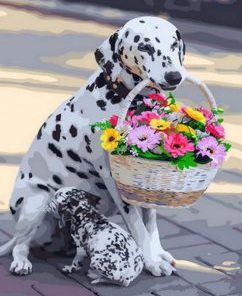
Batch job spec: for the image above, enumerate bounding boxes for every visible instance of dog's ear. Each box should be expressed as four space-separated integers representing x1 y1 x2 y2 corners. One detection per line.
176 30 186 65
95 29 123 81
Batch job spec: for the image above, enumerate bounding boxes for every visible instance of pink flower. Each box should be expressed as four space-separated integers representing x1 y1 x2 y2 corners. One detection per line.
196 136 226 167
148 93 168 106
206 123 225 139
109 115 119 127
127 126 161 152
164 133 195 158
198 107 214 121
137 111 160 124
143 98 153 107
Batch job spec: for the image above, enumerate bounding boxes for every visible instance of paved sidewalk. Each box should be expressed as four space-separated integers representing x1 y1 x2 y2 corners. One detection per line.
0 2 241 296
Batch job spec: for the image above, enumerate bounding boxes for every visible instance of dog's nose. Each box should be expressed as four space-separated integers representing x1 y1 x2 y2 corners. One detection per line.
164 71 182 85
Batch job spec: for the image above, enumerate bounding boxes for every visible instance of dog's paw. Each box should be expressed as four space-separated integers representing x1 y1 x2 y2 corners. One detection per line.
10 257 32 275
144 251 176 277
61 264 81 274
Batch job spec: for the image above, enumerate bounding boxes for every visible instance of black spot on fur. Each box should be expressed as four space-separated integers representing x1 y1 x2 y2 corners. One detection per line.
162 62 166 67
134 56 139 65
144 37 150 42
86 146 92 153
52 124 61 142
37 184 50 192
109 32 118 52
70 104 74 112
139 20 145 23
48 143 63 158
176 30 181 40
155 37 160 43
96 100 106 111
67 150 82 162
89 170 100 177
84 135 91 145
95 182 107 190
111 96 122 105
10 206 16 215
86 82 95 92
150 77 155 83
29 173 32 179
37 122 47 140
142 65 147 71
157 49 161 56
69 125 78 137
134 35 140 43
95 72 106 88
91 126 95 134
80 109 84 114
95 48 104 65
106 90 115 100
125 31 129 38
56 114 61 122
77 172 88 179
52 175 62 185
15 197 24 207
21 172 24 179
99 165 103 170
123 202 130 213
66 166 76 173
103 61 114 76
163 56 167 60
83 158 93 166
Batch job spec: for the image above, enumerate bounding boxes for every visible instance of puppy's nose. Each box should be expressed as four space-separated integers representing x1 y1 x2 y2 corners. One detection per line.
164 71 182 85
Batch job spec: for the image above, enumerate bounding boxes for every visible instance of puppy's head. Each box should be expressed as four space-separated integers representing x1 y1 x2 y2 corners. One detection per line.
95 16 186 92
53 188 90 223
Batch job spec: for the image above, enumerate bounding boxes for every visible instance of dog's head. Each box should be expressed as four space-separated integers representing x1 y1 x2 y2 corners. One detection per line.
95 16 186 92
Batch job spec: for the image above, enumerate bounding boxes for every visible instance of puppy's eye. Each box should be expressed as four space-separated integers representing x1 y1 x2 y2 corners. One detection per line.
138 43 155 56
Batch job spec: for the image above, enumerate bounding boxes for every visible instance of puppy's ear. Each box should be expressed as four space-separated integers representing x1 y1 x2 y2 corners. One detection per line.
176 30 186 65
95 29 123 81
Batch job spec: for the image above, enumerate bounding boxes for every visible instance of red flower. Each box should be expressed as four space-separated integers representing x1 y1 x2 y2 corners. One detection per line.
109 115 119 127
206 123 225 139
148 93 168 106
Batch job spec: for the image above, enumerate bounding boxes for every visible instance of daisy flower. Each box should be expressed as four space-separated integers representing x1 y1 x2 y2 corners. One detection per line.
127 126 161 152
183 107 206 124
100 128 121 151
150 119 170 131
164 133 195 158
196 136 226 167
206 123 225 139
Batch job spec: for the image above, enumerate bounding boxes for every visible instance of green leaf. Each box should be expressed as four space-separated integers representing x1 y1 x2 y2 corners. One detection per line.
168 92 176 105
171 153 197 171
90 120 112 131
223 142 232 152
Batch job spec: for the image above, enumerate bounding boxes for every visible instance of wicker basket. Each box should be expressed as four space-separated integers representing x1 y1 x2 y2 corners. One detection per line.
109 74 220 208
109 154 218 208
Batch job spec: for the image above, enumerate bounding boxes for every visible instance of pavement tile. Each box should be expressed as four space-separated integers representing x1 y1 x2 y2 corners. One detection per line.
162 234 210 250
0 213 15 235
153 286 210 296
196 251 242 277
198 278 242 296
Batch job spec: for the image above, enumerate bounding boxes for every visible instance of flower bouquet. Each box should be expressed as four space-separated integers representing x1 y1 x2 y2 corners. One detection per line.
92 92 231 208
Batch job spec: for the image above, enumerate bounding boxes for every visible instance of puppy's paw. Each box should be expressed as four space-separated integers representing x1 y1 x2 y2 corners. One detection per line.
61 264 81 274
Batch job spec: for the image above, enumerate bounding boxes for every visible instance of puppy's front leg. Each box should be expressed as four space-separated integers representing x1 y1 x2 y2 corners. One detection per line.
62 246 86 273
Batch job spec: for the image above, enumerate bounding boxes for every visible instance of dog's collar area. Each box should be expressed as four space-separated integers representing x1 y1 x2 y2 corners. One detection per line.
103 72 131 98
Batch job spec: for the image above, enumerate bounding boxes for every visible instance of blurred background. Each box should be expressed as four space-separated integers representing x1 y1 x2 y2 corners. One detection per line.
0 0 241 211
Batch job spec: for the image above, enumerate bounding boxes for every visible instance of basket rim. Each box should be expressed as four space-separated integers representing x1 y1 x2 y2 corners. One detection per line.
109 153 217 170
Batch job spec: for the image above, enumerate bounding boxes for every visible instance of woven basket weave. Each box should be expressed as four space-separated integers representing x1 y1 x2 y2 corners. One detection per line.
109 154 218 208
108 74 220 208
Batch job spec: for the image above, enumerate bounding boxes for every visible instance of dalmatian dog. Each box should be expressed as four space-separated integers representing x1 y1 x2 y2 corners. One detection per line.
0 16 186 276
47 187 144 286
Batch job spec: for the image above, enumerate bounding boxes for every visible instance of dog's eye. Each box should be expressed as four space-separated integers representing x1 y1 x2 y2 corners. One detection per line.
137 43 155 55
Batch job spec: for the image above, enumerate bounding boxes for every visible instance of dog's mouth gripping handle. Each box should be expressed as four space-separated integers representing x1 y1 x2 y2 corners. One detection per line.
116 74 217 129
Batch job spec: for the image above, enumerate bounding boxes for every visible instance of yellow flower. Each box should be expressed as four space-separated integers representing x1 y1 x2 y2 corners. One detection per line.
150 119 170 130
176 124 196 136
184 107 206 124
100 128 121 151
169 102 181 112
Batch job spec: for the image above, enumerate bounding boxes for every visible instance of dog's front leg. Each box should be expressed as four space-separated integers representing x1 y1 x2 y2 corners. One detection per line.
143 208 176 276
101 173 175 276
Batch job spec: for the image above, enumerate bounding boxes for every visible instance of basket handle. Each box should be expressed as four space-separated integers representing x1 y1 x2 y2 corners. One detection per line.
116 74 217 129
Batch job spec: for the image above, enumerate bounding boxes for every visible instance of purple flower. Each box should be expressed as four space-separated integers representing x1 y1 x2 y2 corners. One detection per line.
196 136 226 167
127 126 161 152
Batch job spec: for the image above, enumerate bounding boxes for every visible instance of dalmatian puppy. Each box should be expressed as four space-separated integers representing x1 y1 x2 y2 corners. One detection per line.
47 187 144 286
0 16 186 276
